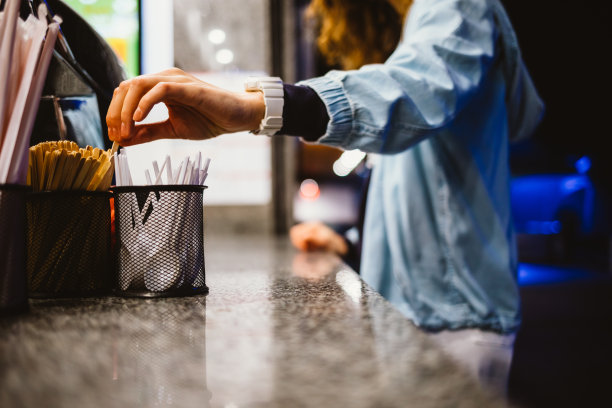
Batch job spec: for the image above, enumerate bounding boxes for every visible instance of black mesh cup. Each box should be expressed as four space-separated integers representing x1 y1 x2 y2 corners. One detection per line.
25 190 113 298
0 185 29 316
113 185 209 298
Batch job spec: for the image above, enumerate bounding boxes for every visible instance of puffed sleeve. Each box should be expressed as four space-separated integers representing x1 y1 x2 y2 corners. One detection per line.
299 0 500 154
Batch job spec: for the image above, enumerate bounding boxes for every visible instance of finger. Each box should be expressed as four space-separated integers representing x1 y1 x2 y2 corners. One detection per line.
106 84 130 141
156 67 191 78
109 76 184 142
135 82 183 123
119 77 155 138
113 120 175 146
120 76 182 132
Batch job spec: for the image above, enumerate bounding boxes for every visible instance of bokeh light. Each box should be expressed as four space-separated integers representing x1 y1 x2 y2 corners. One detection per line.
299 179 320 201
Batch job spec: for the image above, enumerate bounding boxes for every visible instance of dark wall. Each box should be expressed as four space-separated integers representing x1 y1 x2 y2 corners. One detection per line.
503 2 612 183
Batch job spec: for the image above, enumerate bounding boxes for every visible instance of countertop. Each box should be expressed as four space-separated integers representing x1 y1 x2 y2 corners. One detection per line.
0 234 509 407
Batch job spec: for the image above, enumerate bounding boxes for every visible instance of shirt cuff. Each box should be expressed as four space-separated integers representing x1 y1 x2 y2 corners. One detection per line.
280 83 329 141
297 73 354 145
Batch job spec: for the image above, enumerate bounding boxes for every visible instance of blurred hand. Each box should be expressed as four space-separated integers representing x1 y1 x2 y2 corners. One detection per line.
106 68 264 146
289 221 348 256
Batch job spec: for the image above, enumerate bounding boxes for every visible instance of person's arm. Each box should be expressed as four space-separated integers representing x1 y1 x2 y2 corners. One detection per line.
105 68 331 146
299 0 501 154
106 68 266 146
106 0 501 151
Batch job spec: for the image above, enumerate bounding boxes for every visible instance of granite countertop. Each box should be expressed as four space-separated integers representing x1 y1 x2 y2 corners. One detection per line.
0 234 508 408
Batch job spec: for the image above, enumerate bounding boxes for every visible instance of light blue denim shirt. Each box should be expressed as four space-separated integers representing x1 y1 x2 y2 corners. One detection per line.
299 0 543 333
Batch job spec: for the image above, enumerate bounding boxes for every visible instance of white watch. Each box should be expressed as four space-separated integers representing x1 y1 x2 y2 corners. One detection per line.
244 76 284 136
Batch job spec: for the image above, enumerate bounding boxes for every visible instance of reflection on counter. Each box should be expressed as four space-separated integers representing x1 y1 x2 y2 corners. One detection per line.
0 235 508 407
0 296 211 407
111 297 211 407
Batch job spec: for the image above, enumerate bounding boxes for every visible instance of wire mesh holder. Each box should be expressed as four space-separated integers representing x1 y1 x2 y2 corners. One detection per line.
112 185 209 298
0 184 29 316
25 190 113 298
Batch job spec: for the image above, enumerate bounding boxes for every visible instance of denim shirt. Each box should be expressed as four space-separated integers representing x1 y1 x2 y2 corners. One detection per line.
299 0 543 333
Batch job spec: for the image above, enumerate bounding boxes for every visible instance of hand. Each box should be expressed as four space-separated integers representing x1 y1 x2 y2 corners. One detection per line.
289 221 348 256
106 68 265 146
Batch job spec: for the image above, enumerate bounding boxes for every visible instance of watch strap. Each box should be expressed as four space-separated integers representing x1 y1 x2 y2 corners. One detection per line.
245 77 284 136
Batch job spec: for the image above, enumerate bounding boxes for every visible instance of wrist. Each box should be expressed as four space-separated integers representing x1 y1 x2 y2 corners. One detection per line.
243 91 266 132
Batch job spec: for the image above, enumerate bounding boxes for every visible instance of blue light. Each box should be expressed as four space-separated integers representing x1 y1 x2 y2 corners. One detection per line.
511 174 595 235
574 156 591 174
550 220 561 233
517 263 601 286
561 176 586 193
524 220 562 234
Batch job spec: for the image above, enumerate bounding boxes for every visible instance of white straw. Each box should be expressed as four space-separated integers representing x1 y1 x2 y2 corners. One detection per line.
202 157 211 173
192 167 199 185
127 157 133 186
165 155 172 185
152 160 160 180
195 152 202 175
118 154 126 186
0 0 20 147
0 5 51 183
120 153 133 186
113 152 122 186
154 158 167 185
182 157 192 184
117 151 210 186
173 159 185 185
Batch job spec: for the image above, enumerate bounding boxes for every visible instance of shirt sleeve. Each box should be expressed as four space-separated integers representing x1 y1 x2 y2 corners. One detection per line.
298 0 499 154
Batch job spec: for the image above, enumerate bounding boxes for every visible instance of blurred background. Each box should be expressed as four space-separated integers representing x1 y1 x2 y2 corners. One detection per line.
50 1 611 405
56 0 612 273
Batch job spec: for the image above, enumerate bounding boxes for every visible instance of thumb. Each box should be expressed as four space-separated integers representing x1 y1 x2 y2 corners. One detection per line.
120 120 176 146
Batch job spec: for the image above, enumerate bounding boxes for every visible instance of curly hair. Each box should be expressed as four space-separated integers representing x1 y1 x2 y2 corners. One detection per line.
306 0 413 70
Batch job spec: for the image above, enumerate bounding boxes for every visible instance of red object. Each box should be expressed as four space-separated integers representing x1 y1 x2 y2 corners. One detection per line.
109 197 116 252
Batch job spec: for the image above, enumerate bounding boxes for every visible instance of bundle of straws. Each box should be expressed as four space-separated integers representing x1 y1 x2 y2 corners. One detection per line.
114 150 211 293
27 141 116 191
114 150 210 186
0 0 60 184
25 140 117 295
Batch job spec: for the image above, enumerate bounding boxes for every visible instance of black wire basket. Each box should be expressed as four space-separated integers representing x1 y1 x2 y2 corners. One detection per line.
25 190 113 298
112 185 209 298
0 184 29 316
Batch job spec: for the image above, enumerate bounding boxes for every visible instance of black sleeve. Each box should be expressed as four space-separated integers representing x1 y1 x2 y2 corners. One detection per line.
279 84 329 142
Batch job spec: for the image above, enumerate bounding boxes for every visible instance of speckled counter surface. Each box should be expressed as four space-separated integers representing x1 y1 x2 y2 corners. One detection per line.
0 234 508 408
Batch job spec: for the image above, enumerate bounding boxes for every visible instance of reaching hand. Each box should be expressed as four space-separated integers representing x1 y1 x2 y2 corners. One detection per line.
106 68 265 146
289 221 348 256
